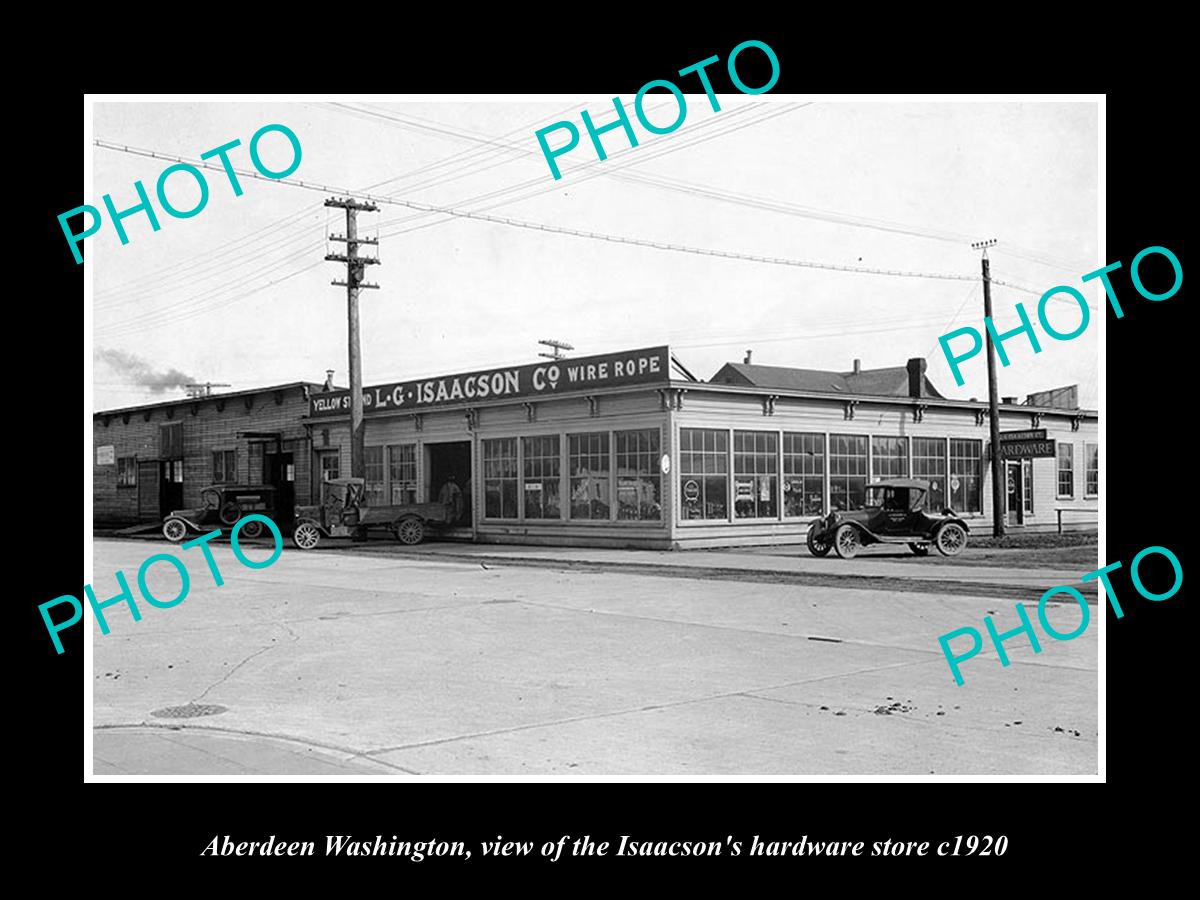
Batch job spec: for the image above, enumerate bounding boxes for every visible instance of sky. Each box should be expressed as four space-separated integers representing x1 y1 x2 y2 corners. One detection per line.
89 98 1099 411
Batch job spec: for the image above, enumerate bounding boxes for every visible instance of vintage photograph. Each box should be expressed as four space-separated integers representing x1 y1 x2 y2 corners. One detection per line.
88 97 1099 776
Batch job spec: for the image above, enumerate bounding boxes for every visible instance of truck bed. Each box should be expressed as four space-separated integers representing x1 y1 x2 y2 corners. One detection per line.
357 501 453 527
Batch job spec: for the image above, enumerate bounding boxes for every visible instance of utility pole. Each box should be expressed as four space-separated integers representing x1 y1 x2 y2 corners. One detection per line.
972 238 1005 539
538 338 573 360
325 197 380 480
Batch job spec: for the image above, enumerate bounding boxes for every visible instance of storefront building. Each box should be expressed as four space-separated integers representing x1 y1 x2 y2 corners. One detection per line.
93 382 323 526
306 345 1099 549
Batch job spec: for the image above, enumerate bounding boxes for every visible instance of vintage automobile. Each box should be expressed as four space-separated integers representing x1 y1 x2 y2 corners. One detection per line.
805 478 970 559
292 477 456 550
162 485 277 543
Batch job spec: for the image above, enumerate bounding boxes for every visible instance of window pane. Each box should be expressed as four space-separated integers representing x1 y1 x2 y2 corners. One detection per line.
363 446 385 505
783 433 824 516
949 439 982 513
733 430 777 519
680 428 728 520
522 435 561 519
483 438 519 518
1057 443 1075 498
615 428 661 520
569 431 610 519
871 436 908 479
830 434 868 511
388 444 417 505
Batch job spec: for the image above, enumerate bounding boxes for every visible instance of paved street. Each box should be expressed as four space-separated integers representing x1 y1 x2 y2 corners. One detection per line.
91 538 1097 776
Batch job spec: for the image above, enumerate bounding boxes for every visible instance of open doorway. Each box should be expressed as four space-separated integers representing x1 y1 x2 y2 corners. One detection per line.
426 440 473 528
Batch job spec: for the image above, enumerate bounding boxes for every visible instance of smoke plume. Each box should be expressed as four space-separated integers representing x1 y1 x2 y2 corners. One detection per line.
96 348 198 394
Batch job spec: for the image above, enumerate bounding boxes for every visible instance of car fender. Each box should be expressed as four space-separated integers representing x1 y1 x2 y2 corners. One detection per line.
295 517 329 536
838 521 879 543
933 517 970 536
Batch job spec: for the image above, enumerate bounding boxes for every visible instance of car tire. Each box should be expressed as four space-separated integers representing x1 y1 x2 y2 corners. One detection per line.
219 501 242 526
163 518 187 543
239 519 264 539
293 522 321 550
909 543 930 557
396 517 425 545
935 523 967 557
833 524 860 559
806 524 832 557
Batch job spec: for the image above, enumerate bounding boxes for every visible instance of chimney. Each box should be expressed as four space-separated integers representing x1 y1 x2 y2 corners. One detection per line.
906 357 926 398
323 369 335 391
852 358 862 375
744 350 753 364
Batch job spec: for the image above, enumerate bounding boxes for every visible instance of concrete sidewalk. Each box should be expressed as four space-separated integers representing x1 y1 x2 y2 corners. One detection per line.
332 541 1098 601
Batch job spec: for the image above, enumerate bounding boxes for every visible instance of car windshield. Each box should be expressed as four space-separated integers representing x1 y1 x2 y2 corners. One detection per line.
866 486 910 510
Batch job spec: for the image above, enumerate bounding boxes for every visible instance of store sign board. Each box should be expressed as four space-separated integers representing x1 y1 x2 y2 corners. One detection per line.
1000 429 1047 442
96 445 115 465
996 439 1056 459
309 346 671 418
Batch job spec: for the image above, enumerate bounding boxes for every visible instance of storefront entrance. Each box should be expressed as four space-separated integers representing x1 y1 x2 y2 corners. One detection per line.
1005 459 1024 526
159 459 184 518
425 440 472 529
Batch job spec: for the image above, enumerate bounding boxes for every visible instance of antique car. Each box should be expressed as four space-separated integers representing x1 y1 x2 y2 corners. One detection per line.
291 477 455 550
805 478 969 559
163 485 277 542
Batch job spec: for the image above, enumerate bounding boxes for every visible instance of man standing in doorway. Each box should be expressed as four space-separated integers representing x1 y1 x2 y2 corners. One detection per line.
438 474 464 525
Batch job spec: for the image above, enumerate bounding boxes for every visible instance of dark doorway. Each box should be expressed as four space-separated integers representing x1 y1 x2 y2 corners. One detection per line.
160 459 184 518
426 441 472 526
1005 460 1023 526
138 460 159 521
265 450 295 517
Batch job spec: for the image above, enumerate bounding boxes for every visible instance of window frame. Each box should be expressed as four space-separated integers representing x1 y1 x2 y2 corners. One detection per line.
948 438 983 514
568 431 612 521
387 443 418 506
212 448 237 484
733 429 779 520
482 437 520 521
614 428 663 522
870 435 909 480
1057 442 1075 499
521 434 562 520
1084 442 1098 498
782 432 825 519
116 456 138 488
678 427 731 522
363 445 385 505
829 433 870 513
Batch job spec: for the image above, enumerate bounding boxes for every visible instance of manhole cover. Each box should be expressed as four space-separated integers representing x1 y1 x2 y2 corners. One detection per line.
151 703 228 719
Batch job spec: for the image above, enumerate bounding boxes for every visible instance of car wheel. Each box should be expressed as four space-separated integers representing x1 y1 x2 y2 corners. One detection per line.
396 517 425 545
935 523 967 557
292 522 321 550
163 518 187 543
219 501 242 526
909 542 930 557
806 524 832 557
833 524 860 559
239 519 264 539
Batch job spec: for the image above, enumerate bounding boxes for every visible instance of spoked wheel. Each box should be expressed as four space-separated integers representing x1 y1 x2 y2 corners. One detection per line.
219 501 242 526
833 524 860 559
909 542 930 557
163 518 188 543
396 517 425 545
935 523 967 557
239 519 264 539
292 521 321 550
806 525 832 557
